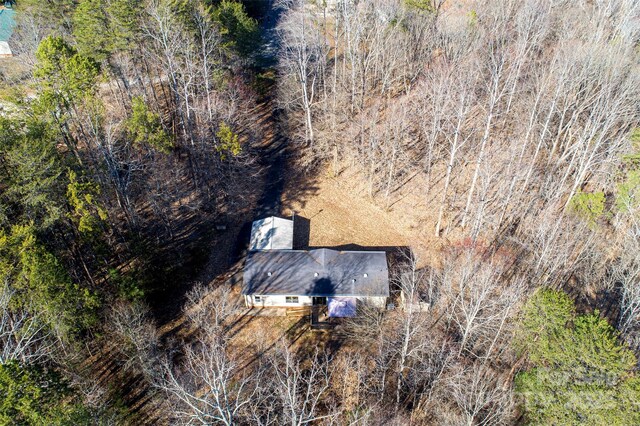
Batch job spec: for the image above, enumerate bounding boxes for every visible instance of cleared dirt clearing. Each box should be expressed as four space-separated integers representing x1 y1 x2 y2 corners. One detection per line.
282 166 443 268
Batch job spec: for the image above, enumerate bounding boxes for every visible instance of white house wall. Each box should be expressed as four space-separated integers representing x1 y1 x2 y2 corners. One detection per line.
245 294 387 309
246 295 313 308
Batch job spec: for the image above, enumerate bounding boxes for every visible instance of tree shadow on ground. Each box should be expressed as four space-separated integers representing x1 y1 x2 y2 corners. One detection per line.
562 273 622 325
237 315 310 370
142 104 321 325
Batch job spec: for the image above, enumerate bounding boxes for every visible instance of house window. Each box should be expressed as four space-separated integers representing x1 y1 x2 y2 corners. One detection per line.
254 296 263 303
285 296 299 304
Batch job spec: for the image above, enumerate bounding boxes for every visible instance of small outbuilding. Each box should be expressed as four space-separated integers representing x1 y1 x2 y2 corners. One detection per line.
0 41 11 57
249 216 294 250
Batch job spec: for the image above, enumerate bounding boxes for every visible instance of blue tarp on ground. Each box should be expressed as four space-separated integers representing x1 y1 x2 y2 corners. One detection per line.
0 8 15 42
328 297 357 317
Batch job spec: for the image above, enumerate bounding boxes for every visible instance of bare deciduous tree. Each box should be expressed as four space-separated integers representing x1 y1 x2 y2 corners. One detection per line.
441 248 525 358
278 0 328 146
267 344 336 425
109 301 159 378
448 363 514 426
610 233 640 353
156 334 259 426
185 283 241 335
0 281 53 364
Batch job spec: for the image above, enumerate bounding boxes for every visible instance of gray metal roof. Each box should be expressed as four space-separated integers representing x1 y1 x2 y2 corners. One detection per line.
249 217 294 250
243 248 389 297
0 41 11 56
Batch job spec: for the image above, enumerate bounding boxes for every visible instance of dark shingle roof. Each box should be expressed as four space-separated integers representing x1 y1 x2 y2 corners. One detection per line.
242 248 389 297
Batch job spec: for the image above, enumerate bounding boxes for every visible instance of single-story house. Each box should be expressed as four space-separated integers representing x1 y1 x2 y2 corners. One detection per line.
243 216 389 316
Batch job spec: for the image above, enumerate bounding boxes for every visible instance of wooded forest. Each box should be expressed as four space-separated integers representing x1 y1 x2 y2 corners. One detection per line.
0 0 639 424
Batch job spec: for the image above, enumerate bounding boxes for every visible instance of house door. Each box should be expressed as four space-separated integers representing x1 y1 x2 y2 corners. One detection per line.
312 297 327 306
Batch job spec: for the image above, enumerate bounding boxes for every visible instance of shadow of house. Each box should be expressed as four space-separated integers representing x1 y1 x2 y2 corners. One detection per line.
292 215 311 250
311 244 411 264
